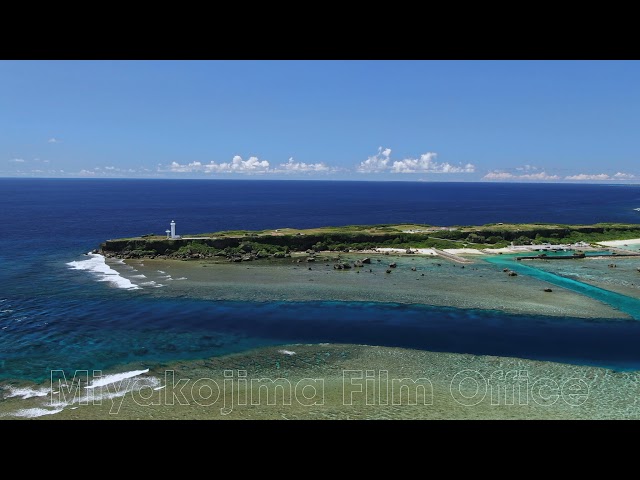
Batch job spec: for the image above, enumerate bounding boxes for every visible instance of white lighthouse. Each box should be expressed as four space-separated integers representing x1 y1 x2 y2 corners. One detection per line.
170 220 177 239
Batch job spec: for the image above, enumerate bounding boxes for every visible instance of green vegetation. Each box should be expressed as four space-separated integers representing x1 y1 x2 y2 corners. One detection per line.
100 222 640 259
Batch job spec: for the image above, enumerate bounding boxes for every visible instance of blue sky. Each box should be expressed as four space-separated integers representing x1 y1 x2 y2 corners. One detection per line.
1 60 639 182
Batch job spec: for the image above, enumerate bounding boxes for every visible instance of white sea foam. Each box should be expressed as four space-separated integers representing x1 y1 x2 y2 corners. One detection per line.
66 253 141 290
157 270 166 274
175 277 187 281
11 407 64 418
131 274 147 278
85 368 150 389
4 386 50 399
278 349 296 356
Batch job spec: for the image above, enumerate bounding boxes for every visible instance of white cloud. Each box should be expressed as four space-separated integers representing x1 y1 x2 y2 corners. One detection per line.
359 147 474 174
483 170 559 181
516 164 538 172
564 172 638 181
613 172 635 180
565 173 611 181
48 138 61 143
358 147 392 172
206 156 270 173
277 157 330 173
520 172 560 180
166 156 271 174
392 153 475 174
483 171 516 180
9 158 25 163
78 169 96 176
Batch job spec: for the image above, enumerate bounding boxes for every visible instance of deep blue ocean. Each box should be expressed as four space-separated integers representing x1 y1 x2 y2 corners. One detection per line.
2 178 640 381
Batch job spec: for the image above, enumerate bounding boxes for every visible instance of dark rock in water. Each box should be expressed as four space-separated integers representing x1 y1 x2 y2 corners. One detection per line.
362 258 371 264
503 268 509 272
544 288 553 292
389 262 397 268
461 265 464 269
334 262 351 270
436 263 441 267
406 249 414 254
306 257 315 262
369 269 373 272
377 259 382 262
354 260 364 267
411 266 417 271
308 267 312 270
421 273 425 276
386 269 392 274
384 252 390 255
507 271 518 276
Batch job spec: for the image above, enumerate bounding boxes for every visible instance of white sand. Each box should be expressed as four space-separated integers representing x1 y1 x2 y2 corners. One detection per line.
597 238 640 247
414 248 437 255
442 248 486 255
375 247 437 255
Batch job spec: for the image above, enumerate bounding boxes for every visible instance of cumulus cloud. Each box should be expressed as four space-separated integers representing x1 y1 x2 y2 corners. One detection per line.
277 157 330 173
483 171 516 180
565 173 611 181
358 147 392 173
9 158 25 163
563 172 635 181
358 147 474 174
613 172 635 180
483 170 559 181
210 155 270 173
166 156 271 174
392 153 474 174
48 138 61 143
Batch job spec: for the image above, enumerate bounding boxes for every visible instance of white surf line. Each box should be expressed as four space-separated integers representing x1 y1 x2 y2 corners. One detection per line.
85 368 150 389
66 253 141 290
10 407 64 418
278 349 296 356
4 386 50 399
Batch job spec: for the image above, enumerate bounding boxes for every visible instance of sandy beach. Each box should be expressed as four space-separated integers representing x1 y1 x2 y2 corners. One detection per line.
598 238 640 247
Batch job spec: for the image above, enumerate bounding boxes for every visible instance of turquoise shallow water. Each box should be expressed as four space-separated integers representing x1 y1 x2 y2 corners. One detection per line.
485 253 640 320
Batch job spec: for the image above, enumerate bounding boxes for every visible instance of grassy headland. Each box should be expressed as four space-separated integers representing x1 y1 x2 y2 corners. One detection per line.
100 223 640 260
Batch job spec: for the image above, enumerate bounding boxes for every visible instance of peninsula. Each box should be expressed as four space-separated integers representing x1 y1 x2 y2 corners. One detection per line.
99 222 640 262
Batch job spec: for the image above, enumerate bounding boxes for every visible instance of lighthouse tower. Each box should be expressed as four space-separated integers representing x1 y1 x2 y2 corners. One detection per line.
170 220 176 239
